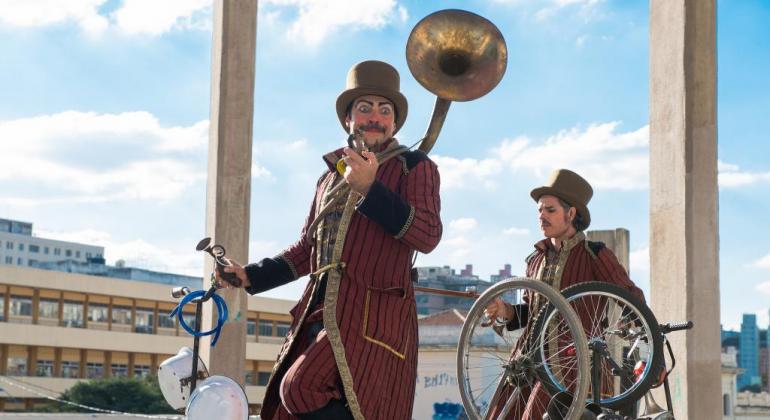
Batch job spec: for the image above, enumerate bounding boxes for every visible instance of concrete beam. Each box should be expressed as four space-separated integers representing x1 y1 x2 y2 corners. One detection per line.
649 0 720 418
201 0 258 386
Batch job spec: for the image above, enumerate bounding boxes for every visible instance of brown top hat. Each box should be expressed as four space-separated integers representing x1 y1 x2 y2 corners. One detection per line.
530 169 593 229
336 60 408 135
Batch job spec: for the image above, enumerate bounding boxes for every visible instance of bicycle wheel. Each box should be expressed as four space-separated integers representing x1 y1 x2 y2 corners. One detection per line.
457 278 590 420
532 281 663 409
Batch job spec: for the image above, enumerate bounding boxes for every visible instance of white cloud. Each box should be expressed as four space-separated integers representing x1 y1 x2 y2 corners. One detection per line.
112 0 212 35
262 0 407 46
756 282 770 295
535 0 604 21
36 228 204 276
496 122 650 190
753 252 770 269
630 246 649 273
718 161 770 188
503 227 529 236
449 218 478 232
0 0 109 34
432 155 502 190
0 111 208 204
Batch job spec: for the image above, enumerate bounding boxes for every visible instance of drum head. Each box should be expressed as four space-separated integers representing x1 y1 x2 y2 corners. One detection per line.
186 375 249 420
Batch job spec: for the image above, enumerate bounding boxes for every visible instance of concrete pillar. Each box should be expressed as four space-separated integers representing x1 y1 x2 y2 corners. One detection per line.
649 1 720 418
200 0 258 386
586 228 630 272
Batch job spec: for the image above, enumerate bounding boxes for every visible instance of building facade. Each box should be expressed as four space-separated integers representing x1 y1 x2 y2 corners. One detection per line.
740 314 762 390
415 265 501 316
0 264 293 414
0 218 104 268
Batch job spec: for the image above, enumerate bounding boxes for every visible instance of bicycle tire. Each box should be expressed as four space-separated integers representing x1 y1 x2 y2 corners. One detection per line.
531 281 663 409
456 278 590 420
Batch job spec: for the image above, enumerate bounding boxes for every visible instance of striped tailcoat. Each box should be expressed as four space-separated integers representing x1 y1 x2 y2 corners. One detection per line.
245 140 442 419
492 232 644 419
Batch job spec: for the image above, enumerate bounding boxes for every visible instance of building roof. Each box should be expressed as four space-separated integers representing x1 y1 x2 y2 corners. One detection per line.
418 309 467 327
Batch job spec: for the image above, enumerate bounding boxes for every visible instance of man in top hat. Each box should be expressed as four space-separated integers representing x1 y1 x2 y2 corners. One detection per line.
216 60 442 419
485 168 644 419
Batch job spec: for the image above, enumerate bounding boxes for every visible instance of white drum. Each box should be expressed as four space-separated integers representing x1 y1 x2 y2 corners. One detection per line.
157 347 209 410
186 375 249 420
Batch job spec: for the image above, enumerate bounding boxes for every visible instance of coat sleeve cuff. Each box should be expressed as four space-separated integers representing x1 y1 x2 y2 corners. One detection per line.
356 180 415 237
244 255 295 295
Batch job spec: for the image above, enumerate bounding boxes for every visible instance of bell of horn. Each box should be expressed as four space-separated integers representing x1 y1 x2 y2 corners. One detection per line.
406 9 507 101
405 9 507 153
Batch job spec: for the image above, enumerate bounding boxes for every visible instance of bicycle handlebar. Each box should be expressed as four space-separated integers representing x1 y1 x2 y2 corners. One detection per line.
660 320 694 334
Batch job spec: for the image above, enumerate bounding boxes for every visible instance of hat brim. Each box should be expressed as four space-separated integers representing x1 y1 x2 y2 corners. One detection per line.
530 187 591 229
336 87 408 135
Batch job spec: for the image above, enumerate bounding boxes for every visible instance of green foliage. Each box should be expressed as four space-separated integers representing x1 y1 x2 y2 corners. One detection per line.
42 375 177 414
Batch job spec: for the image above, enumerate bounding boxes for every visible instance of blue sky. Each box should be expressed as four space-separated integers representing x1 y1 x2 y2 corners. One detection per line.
0 0 768 331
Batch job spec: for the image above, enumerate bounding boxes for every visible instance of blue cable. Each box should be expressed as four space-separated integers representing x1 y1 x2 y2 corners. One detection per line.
169 290 228 347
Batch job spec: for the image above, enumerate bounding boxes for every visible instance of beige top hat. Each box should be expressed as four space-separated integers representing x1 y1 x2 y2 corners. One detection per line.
336 60 408 135
530 169 593 229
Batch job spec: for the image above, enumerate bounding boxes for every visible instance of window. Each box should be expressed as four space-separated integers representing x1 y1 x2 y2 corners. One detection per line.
158 314 176 329
276 322 291 337
44 247 49 255
4 256 11 264
62 301 84 328
88 304 108 323
62 361 79 378
88 303 109 323
0 294 4 321
5 241 12 249
86 252 91 258
247 320 256 336
29 245 39 253
86 363 104 379
258 320 273 336
36 360 54 377
16 257 22 265
54 248 60 256
135 309 154 334
38 299 59 319
245 370 256 385
76 250 81 258
724 394 731 415
111 364 128 377
18 243 24 251
7 357 27 376
10 295 32 316
65 249 72 257
112 306 132 325
182 313 196 329
27 259 36 266
134 365 150 378
257 372 271 386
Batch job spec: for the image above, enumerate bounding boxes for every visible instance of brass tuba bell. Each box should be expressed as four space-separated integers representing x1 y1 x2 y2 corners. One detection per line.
406 9 508 153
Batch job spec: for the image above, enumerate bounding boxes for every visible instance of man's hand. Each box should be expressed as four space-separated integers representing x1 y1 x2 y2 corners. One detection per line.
213 258 251 289
342 147 378 196
484 297 513 322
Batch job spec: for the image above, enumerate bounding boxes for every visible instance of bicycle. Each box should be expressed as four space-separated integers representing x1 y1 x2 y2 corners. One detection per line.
456 279 693 420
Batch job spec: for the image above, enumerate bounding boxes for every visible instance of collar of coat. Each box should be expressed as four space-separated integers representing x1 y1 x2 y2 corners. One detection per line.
322 138 399 171
534 231 586 254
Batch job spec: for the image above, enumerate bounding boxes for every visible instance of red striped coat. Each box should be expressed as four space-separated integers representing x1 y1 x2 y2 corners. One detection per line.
246 141 442 419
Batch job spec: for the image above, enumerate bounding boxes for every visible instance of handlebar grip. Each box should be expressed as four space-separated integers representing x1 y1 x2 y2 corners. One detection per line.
661 320 694 333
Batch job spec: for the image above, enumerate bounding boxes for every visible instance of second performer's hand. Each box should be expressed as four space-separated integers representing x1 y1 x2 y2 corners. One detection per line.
343 147 378 196
214 258 251 289
484 297 513 322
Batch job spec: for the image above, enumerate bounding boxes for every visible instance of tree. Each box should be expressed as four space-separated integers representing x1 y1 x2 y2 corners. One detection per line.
42 375 177 414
